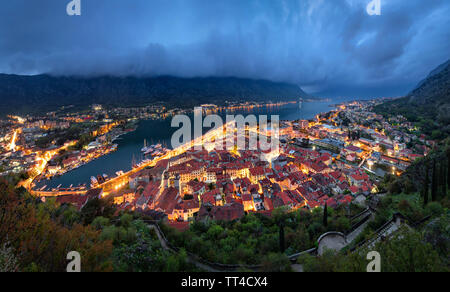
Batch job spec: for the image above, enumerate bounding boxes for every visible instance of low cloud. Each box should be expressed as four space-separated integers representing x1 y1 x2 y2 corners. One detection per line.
0 0 449 98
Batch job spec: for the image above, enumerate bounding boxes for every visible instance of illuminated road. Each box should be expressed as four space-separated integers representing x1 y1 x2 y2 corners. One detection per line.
8 129 19 152
98 121 234 194
23 142 78 196
30 122 233 197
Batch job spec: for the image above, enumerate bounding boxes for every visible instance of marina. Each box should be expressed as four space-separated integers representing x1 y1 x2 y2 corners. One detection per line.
35 101 336 190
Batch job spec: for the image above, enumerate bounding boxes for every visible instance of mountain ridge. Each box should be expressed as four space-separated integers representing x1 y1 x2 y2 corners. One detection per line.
373 59 450 139
0 74 309 115
414 60 450 90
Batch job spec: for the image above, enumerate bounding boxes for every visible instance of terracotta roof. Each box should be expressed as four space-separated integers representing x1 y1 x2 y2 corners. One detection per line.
199 202 244 221
55 195 89 211
86 188 103 199
154 187 179 213
167 221 190 232
242 193 253 202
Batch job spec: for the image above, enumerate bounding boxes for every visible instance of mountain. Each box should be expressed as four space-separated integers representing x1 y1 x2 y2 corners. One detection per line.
0 74 309 115
414 60 450 90
374 60 450 138
408 60 450 111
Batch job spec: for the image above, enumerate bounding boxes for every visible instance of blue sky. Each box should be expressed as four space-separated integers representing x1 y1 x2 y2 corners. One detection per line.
0 0 449 98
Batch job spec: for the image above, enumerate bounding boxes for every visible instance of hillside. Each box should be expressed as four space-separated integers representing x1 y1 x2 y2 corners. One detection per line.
414 60 450 90
0 74 309 115
374 60 450 137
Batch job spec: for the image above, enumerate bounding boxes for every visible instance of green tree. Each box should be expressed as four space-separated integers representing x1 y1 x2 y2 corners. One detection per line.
439 161 446 198
80 197 116 225
423 214 450 264
422 163 429 207
261 253 292 272
431 160 438 201
380 144 387 154
0 243 19 272
444 160 448 197
301 229 447 272
279 222 285 253
447 148 450 190
91 216 110 230
299 250 366 272
376 229 445 272
323 204 328 227
0 179 113 272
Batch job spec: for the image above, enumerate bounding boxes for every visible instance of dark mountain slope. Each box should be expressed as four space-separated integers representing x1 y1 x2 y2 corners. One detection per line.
0 75 308 115
374 60 450 138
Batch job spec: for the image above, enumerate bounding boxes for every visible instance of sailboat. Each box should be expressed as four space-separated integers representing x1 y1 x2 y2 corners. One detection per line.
141 139 149 152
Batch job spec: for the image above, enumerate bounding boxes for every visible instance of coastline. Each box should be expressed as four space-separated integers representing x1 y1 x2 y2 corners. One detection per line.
35 100 335 190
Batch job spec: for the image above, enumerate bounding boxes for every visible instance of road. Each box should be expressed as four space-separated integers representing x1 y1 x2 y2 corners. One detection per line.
21 142 77 195
29 122 233 197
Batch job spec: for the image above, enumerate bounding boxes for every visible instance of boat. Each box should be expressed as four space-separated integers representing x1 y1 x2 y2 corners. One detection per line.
97 175 105 184
144 148 155 155
91 176 98 185
141 139 152 153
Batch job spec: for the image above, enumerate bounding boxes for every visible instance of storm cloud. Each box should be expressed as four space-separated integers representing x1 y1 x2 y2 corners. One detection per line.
0 0 449 98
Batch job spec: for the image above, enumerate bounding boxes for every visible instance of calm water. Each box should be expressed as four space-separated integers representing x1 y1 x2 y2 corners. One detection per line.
38 101 336 188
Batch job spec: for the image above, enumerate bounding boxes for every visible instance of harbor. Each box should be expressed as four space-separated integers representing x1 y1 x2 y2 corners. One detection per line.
34 101 336 191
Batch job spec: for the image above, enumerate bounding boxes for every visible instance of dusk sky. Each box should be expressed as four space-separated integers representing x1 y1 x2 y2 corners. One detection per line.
0 0 449 98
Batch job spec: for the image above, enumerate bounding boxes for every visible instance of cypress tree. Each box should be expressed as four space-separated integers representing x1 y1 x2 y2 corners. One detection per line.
443 160 448 197
323 203 328 227
431 160 438 201
439 162 446 198
447 150 450 190
423 164 429 207
279 222 285 253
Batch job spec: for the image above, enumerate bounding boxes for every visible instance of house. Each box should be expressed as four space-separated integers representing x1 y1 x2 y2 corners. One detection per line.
264 196 274 211
198 202 245 221
326 197 338 208
381 155 399 165
135 194 151 210
113 191 135 205
252 194 264 211
55 195 89 211
346 153 357 162
183 180 207 197
62 156 79 168
242 194 255 212
249 167 266 184
274 192 295 209
129 170 151 189
169 199 200 222
302 161 329 174
349 173 366 187
349 186 360 196
343 145 363 156
153 187 180 215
